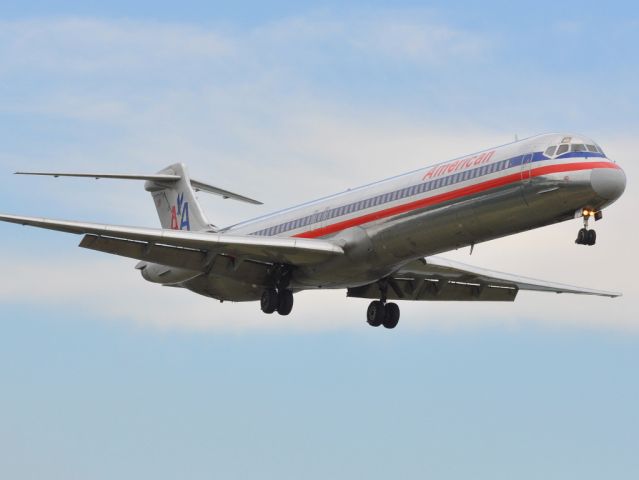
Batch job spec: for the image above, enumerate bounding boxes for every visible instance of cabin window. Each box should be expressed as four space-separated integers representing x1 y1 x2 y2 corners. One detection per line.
556 144 569 155
544 145 557 157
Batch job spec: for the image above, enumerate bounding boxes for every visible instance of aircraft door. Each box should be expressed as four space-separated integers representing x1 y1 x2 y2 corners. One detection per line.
520 153 535 206
520 153 533 183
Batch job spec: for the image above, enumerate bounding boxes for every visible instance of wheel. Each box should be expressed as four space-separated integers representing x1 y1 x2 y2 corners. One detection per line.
576 228 587 245
260 288 279 314
366 301 385 327
587 229 596 246
382 302 400 329
277 290 294 316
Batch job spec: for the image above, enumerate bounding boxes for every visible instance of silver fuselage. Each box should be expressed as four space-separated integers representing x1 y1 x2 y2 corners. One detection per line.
183 133 626 301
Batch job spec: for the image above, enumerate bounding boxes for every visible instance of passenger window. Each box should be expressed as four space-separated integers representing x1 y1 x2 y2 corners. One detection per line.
556 144 569 155
544 146 557 157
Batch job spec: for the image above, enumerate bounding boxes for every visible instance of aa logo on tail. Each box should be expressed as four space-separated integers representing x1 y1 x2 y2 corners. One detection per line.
170 192 190 230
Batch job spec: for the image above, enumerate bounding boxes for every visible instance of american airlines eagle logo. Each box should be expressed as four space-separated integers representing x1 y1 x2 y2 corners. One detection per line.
170 192 190 230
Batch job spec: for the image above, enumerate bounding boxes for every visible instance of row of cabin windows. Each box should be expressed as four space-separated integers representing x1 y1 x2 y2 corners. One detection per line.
544 143 604 158
253 157 513 236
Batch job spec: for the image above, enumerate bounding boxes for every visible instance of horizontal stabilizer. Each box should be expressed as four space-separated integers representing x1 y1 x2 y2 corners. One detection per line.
15 172 181 181
14 170 262 205
190 179 262 204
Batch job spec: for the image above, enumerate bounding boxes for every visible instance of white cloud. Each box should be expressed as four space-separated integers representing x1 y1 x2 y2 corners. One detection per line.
351 19 488 63
0 18 233 73
0 12 488 80
250 12 489 65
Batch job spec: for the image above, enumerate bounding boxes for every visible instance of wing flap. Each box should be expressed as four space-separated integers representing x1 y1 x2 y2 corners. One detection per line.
0 213 344 266
347 255 620 301
411 256 621 297
392 256 621 298
347 279 518 302
79 235 209 272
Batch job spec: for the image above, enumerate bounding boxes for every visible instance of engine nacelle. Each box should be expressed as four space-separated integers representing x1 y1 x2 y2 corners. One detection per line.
136 262 201 285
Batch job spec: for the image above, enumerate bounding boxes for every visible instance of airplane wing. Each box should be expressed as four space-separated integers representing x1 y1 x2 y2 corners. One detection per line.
0 213 343 269
347 255 621 301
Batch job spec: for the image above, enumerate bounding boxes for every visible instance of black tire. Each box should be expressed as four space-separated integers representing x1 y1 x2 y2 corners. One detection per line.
260 288 279 314
367 301 385 327
576 228 587 245
277 290 294 316
383 302 400 329
587 229 597 246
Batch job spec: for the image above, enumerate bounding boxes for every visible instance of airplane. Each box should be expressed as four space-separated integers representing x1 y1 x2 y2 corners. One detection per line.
0 133 626 329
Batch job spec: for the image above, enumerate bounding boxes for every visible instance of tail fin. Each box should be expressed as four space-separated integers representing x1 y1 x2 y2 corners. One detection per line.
15 163 262 232
145 163 212 231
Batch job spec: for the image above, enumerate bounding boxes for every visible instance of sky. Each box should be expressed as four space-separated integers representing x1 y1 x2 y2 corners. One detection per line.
0 1 638 478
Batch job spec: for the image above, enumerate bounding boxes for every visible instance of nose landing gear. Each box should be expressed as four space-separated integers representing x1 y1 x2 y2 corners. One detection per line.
575 209 601 246
576 228 596 246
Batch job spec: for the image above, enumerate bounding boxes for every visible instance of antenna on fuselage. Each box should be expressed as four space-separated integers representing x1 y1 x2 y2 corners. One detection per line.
514 134 519 142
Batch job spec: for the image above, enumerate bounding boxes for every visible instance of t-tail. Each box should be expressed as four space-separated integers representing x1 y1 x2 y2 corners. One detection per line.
15 162 262 232
146 163 213 231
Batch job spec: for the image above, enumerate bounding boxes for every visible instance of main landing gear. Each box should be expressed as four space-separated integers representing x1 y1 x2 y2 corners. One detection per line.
575 208 601 246
260 264 295 316
261 288 294 316
366 279 400 329
367 300 400 329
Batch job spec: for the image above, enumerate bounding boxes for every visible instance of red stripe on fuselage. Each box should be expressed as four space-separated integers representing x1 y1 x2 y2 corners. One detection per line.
294 161 620 239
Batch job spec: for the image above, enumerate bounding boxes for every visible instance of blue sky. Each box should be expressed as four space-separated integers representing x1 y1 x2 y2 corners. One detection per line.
1 1 638 479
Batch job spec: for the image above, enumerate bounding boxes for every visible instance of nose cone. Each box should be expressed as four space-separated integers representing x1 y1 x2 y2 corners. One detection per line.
590 166 626 202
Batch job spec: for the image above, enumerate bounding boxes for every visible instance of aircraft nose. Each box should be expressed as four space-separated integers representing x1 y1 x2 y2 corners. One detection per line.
590 166 626 201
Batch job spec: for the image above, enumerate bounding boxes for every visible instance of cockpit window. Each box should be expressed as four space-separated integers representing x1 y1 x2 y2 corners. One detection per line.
596 145 605 155
556 144 569 155
571 144 587 152
586 144 598 152
544 146 557 157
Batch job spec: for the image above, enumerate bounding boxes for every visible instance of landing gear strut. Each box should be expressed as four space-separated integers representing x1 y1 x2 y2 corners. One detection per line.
575 209 598 246
366 280 400 329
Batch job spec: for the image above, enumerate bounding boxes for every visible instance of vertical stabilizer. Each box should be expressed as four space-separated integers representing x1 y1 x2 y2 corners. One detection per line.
145 163 212 232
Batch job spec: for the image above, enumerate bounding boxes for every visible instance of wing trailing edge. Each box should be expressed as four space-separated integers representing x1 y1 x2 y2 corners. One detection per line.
348 255 621 301
0 213 343 266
